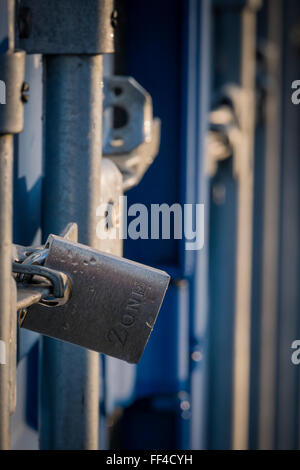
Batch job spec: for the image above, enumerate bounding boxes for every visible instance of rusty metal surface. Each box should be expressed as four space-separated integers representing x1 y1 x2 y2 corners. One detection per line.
21 236 170 364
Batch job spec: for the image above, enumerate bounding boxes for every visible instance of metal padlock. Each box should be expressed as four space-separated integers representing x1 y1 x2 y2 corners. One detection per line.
19 235 170 364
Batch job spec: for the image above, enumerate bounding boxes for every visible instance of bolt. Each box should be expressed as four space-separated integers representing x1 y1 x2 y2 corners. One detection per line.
21 82 30 103
111 10 118 28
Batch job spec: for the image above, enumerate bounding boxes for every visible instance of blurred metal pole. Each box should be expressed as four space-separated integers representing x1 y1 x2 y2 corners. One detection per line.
258 0 282 450
232 1 260 450
40 55 103 449
187 0 211 450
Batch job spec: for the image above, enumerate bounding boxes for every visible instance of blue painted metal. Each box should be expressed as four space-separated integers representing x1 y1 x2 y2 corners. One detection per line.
207 0 246 449
104 0 189 447
39 55 103 450
104 0 211 450
275 0 300 450
183 0 211 450
12 52 43 449
7 0 300 451
208 159 237 449
136 281 190 398
14 55 43 362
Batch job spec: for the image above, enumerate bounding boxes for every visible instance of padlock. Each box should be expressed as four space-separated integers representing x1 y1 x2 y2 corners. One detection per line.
19 235 170 364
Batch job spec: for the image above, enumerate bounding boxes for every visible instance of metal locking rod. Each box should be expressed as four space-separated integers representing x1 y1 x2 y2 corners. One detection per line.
16 0 115 449
232 4 259 450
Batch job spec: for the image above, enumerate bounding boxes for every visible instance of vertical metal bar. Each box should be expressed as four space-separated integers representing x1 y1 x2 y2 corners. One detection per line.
0 0 15 450
232 3 258 450
258 0 282 450
186 0 211 450
6 0 15 51
0 0 14 52
40 55 103 449
0 135 13 450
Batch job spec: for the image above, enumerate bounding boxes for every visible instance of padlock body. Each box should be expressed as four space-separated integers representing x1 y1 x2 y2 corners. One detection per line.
20 236 170 363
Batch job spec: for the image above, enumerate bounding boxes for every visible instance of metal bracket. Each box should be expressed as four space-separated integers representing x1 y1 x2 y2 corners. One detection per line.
0 51 26 134
17 0 115 55
103 76 161 191
206 84 252 178
97 158 123 255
